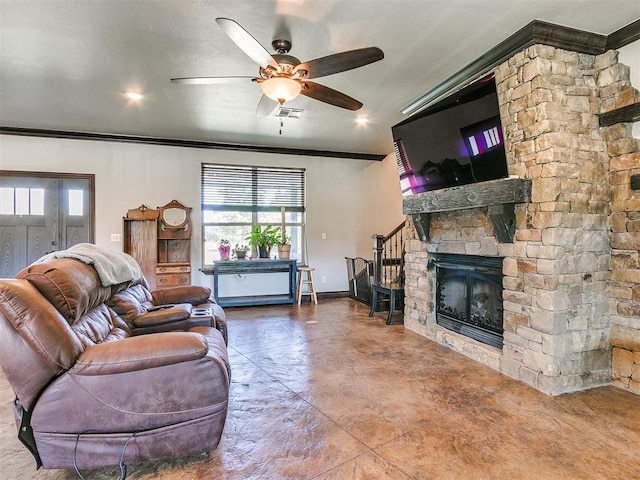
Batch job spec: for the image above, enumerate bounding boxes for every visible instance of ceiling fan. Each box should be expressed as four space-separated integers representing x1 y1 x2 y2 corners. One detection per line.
171 18 384 115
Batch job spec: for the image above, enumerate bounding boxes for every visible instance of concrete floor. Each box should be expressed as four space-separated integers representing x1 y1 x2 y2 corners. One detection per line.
1 298 639 479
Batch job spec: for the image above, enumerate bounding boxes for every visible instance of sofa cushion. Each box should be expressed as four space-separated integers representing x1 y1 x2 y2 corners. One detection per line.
0 279 84 410
17 258 114 324
107 284 154 323
71 304 131 349
71 331 208 375
152 286 212 306
132 303 192 328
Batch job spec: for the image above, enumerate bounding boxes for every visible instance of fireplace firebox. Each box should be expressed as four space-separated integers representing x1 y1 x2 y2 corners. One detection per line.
433 254 503 349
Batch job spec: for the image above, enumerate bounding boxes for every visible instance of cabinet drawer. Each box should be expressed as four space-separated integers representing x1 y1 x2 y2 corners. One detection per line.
156 264 191 274
156 273 190 287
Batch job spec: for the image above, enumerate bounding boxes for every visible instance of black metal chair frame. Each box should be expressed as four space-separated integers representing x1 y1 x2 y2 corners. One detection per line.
369 282 404 325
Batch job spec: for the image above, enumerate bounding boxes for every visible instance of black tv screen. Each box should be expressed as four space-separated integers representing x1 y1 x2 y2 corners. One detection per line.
392 77 508 195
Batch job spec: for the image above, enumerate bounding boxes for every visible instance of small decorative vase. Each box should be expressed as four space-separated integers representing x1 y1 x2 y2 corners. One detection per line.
218 244 231 261
278 244 291 260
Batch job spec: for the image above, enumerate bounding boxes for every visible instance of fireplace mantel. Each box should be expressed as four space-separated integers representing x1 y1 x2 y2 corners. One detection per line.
402 177 531 243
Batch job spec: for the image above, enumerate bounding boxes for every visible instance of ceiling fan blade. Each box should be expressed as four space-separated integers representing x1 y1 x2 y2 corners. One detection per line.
171 76 256 85
256 95 280 117
293 47 384 79
215 17 279 70
300 81 363 111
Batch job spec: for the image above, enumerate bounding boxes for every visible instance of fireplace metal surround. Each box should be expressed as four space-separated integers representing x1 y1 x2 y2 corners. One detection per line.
433 254 504 349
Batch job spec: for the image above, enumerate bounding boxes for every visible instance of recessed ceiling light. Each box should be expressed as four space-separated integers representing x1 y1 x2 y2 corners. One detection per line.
124 91 144 100
355 116 369 126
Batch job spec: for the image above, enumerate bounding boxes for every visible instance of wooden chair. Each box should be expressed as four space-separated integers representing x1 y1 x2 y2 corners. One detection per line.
369 282 404 324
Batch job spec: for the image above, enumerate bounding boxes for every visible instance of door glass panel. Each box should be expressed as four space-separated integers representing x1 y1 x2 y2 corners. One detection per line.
30 188 45 215
15 188 29 215
68 189 84 216
0 188 14 214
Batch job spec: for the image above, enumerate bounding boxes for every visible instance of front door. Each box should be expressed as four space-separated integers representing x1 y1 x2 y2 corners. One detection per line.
0 171 94 277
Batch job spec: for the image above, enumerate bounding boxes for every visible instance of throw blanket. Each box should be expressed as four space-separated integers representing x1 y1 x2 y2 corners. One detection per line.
36 243 143 287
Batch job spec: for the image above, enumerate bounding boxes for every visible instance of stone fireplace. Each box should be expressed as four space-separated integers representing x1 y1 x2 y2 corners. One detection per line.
402 31 639 396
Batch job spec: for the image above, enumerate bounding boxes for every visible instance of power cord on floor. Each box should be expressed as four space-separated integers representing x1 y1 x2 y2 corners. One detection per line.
73 432 134 480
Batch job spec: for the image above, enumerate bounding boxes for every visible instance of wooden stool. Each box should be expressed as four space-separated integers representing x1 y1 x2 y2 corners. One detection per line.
297 266 318 305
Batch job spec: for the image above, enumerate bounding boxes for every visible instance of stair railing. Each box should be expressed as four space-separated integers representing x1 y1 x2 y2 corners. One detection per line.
372 220 406 285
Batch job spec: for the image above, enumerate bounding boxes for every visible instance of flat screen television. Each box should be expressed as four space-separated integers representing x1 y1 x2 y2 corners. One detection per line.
392 76 509 196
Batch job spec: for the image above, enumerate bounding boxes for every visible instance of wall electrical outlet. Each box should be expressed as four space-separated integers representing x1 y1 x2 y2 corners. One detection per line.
321 233 327 240
110 233 122 242
321 276 327 284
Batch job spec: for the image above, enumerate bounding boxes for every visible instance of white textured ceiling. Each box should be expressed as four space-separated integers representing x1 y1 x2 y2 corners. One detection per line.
1 1 638 156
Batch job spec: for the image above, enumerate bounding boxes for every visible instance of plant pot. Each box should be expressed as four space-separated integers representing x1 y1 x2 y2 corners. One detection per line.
278 244 291 260
235 250 247 260
218 244 231 261
258 246 271 259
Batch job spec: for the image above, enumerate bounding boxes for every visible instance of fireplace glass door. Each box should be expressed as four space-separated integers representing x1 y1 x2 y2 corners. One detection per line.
435 254 503 348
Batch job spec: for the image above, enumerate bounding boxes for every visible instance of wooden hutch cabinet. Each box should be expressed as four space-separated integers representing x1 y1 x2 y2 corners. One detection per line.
123 200 192 289
156 200 192 288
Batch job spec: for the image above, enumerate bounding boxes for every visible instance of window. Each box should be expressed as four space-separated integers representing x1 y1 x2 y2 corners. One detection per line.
68 189 84 216
0 187 45 215
201 163 305 265
0 187 86 216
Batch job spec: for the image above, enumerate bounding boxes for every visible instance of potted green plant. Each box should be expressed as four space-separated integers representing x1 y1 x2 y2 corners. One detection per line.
218 239 231 261
233 243 249 260
278 235 292 260
245 225 281 259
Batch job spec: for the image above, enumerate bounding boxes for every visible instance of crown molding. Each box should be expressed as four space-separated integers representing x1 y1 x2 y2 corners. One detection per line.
402 19 638 117
0 126 387 162
606 18 640 50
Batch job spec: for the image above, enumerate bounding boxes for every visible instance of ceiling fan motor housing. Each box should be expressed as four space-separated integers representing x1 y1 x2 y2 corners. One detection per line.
272 39 292 54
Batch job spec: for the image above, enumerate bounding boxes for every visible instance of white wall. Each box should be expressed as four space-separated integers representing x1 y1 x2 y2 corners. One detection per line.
0 134 404 292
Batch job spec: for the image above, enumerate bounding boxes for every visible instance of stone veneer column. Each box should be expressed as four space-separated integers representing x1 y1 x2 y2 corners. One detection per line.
597 51 640 395
494 45 613 394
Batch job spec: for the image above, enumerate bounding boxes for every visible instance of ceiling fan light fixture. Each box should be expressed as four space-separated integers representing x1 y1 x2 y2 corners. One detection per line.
261 77 301 104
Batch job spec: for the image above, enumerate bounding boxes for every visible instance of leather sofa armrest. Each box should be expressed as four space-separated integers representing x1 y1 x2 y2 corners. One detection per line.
71 332 208 376
151 285 212 306
133 303 192 327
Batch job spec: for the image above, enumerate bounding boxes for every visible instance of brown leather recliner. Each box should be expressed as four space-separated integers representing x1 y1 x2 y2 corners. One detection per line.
0 255 230 472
